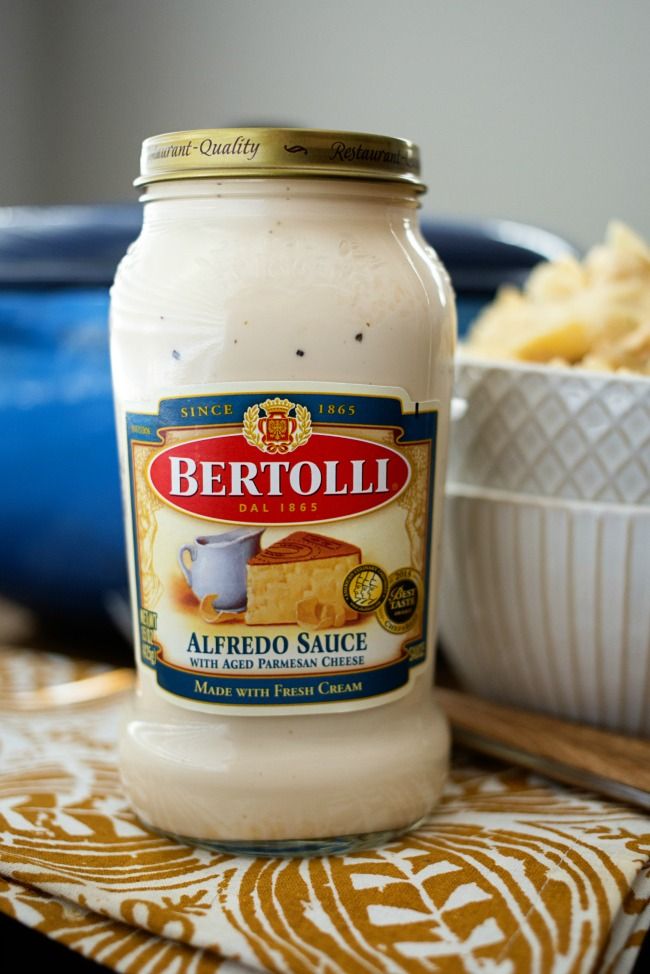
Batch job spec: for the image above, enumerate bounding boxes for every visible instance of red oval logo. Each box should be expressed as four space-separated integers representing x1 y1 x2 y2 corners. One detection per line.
148 433 410 524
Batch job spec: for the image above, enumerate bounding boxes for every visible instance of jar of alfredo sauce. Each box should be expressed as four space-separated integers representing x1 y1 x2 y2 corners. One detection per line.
111 129 455 856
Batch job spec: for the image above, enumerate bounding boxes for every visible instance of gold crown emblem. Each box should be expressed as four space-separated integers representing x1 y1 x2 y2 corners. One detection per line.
260 398 294 415
243 397 312 454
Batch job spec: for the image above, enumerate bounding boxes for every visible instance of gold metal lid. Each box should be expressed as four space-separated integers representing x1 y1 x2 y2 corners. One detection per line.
135 128 423 189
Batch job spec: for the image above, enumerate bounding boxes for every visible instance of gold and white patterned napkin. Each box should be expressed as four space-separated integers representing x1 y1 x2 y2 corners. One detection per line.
1 648 649 974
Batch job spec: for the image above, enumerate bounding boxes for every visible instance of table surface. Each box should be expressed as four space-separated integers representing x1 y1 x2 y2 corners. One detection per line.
0 607 650 974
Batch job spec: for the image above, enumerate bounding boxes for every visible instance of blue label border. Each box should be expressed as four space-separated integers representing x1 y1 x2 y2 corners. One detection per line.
126 389 437 706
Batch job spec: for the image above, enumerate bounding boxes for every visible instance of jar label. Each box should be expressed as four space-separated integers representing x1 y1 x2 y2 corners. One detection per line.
125 383 437 714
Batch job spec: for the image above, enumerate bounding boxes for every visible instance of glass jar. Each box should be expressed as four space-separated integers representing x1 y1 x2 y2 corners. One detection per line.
110 128 455 856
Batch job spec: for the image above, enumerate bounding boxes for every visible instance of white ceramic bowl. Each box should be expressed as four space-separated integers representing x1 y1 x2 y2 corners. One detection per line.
449 357 650 503
439 357 650 735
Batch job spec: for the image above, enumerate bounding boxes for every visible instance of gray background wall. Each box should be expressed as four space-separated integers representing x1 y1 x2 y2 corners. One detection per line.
1 0 648 248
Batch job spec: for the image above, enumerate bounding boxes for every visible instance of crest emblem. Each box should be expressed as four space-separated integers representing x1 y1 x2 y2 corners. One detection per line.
243 398 312 453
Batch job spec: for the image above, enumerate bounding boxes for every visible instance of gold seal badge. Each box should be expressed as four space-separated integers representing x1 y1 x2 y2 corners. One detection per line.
377 567 422 634
243 398 312 454
343 563 388 613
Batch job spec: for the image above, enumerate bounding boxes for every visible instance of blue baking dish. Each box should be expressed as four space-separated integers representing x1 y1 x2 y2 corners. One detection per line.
0 205 575 615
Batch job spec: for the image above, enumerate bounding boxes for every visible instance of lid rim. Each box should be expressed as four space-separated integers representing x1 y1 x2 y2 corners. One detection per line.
137 127 423 191
141 125 418 144
135 170 426 191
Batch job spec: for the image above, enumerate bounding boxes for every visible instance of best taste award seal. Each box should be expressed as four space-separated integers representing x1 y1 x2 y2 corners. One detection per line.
126 382 437 714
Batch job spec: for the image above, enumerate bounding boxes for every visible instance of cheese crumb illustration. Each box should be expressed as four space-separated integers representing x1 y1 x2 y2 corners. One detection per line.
246 531 360 626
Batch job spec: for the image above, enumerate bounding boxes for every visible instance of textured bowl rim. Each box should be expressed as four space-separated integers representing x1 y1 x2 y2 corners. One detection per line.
446 481 650 514
457 351 650 387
